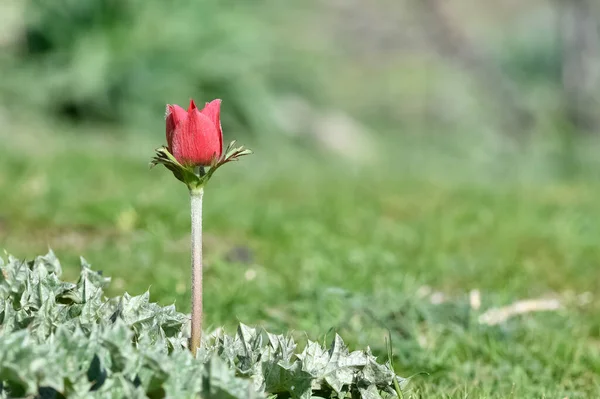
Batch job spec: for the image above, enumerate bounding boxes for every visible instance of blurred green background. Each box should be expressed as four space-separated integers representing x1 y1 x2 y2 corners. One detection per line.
1 0 600 397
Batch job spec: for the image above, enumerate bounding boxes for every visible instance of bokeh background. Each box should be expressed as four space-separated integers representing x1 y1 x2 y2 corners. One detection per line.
1 1 600 396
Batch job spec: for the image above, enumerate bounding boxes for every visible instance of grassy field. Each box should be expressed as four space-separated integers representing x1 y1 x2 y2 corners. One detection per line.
1 120 600 398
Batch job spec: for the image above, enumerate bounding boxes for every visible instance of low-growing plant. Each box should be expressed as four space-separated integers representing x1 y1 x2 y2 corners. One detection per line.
0 251 407 398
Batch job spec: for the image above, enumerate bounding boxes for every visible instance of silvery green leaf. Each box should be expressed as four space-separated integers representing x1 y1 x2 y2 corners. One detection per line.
297 340 328 375
266 332 297 365
204 356 264 399
263 360 313 399
358 384 385 399
235 323 263 372
321 335 367 394
358 348 394 386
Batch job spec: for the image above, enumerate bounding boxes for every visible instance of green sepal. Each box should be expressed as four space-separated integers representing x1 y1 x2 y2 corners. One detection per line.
150 147 202 190
150 141 252 191
203 141 253 183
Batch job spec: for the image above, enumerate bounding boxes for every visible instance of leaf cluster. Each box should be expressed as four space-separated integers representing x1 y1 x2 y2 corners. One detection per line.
0 252 404 398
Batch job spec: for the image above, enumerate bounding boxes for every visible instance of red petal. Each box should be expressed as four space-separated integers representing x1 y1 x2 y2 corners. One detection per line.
187 99 197 112
171 108 223 166
165 104 187 151
200 99 223 155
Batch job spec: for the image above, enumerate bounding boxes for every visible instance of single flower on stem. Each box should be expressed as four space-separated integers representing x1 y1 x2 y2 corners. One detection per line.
151 98 251 356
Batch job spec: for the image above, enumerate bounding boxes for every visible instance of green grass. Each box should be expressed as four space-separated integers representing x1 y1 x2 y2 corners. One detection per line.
1 120 600 398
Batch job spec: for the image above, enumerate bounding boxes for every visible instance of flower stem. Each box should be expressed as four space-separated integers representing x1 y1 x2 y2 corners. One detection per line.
189 187 204 356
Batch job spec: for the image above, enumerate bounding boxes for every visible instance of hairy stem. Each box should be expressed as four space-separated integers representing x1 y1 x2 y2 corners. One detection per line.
189 187 204 356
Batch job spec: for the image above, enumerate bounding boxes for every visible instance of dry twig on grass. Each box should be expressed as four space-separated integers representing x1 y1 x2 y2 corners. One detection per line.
478 298 561 326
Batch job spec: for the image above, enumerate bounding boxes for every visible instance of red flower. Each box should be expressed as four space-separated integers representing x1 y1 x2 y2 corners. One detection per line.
166 99 223 166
